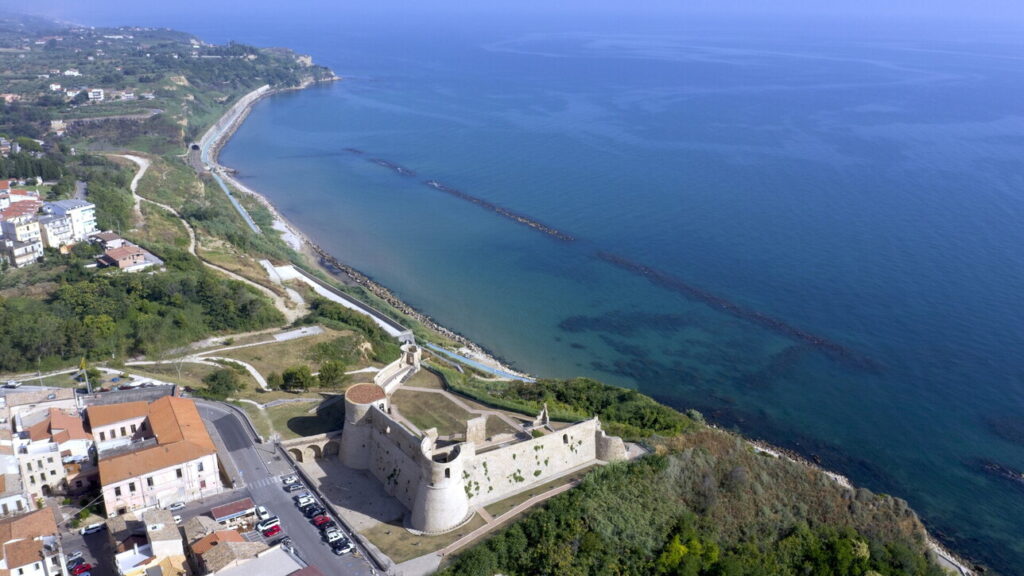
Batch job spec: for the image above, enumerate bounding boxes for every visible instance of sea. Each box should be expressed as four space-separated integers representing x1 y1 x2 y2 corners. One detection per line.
53 6 1024 573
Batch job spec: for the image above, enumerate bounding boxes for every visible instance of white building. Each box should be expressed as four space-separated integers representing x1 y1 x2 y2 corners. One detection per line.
87 88 104 102
43 200 97 241
14 409 93 499
0 217 44 269
48 83 61 92
63 69 80 76
0 508 67 576
88 397 223 518
38 215 75 251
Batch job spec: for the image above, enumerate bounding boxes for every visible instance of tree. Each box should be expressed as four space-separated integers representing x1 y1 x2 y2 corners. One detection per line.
267 372 283 390
281 365 316 391
200 368 241 399
318 360 347 388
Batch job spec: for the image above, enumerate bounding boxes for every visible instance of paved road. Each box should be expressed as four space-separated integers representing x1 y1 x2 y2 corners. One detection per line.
197 401 374 575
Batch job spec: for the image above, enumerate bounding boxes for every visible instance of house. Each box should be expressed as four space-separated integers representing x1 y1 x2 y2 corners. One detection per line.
88 89 104 102
38 215 75 251
42 199 97 241
63 69 81 76
113 509 187 576
14 408 94 499
91 231 127 250
48 83 62 92
183 516 303 576
97 245 150 271
50 120 66 137
88 397 223 517
0 436 30 518
0 508 67 576
64 89 80 99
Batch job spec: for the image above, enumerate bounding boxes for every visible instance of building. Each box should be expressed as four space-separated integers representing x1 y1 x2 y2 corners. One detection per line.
0 508 68 576
183 517 302 576
48 83 62 92
98 245 149 271
209 498 255 528
14 409 93 499
91 231 128 250
63 69 81 77
113 509 187 576
331 350 627 534
88 397 222 517
38 215 75 251
0 216 43 269
88 89 104 102
42 200 97 241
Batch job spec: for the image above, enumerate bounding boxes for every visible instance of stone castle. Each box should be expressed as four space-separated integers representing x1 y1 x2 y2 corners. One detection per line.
338 345 627 534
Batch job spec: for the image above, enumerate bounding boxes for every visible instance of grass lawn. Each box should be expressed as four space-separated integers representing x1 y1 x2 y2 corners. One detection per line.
361 513 487 564
483 464 598 518
235 402 273 440
265 398 345 440
216 328 360 378
126 202 190 251
404 369 445 389
19 371 80 388
391 390 474 437
129 362 298 402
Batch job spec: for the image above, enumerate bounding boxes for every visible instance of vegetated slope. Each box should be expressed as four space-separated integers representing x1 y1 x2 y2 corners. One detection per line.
438 378 944 576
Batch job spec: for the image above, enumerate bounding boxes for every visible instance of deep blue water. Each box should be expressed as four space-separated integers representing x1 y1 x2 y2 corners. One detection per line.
49 7 1024 572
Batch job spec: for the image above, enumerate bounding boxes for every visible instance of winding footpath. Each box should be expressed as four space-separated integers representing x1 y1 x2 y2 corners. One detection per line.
117 155 303 323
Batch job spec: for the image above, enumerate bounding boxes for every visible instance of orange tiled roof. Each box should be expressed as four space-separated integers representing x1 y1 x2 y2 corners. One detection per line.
97 397 216 485
26 408 90 444
0 509 58 566
87 401 149 429
103 245 146 262
192 530 244 556
3 539 43 569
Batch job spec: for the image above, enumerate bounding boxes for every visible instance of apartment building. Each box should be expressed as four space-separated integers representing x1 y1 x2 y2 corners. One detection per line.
88 397 222 517
0 508 68 576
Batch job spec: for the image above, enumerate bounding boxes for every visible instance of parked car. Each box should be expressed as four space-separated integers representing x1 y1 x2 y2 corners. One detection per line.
284 483 305 493
331 539 355 555
67 557 85 570
303 505 326 518
323 529 344 544
79 523 106 536
66 551 84 562
262 525 282 538
319 520 338 532
311 515 332 527
256 517 281 533
296 495 315 508
166 502 186 512
5 381 21 388
255 505 270 520
71 563 93 575
281 475 298 485
292 491 311 501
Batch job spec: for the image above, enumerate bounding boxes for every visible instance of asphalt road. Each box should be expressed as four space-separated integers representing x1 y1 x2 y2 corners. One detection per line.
196 401 374 575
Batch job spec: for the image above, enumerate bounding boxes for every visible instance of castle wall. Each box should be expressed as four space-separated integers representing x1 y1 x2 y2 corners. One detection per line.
365 406 424 509
463 419 602 506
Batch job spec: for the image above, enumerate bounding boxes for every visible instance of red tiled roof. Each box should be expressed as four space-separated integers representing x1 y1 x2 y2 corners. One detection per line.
210 498 254 522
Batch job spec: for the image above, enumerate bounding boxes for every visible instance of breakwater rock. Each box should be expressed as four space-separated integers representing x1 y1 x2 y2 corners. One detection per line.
424 180 575 241
596 251 879 371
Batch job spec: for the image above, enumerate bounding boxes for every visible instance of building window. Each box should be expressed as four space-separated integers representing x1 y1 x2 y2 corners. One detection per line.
445 468 451 479
176 469 182 479
114 487 121 497
49 470 56 477
147 477 153 488
200 480 207 489
120 426 127 436
131 424 137 433
26 463 32 472
47 457 53 464
2 503 7 514
129 482 136 493
100 432 106 441
29 476 35 485
197 462 204 472
75 480 83 488
563 434 569 444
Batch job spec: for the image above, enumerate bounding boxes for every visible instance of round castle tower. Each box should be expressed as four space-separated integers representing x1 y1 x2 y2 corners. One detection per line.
410 441 474 533
339 383 388 470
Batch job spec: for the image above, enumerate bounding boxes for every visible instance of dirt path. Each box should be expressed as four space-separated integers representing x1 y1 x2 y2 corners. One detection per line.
116 155 303 323
118 154 150 227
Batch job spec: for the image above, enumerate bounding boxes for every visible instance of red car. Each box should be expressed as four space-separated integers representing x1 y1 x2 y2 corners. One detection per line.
262 525 282 538
72 565 93 576
312 515 331 527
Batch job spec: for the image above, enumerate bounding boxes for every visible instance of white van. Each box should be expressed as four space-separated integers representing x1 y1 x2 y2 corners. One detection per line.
256 517 280 532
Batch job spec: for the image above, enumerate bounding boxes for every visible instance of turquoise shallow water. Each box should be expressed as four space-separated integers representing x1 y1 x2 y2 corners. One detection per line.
79 10 1022 572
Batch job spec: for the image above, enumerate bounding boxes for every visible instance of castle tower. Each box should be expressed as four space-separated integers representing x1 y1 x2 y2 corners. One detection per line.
340 383 388 470
410 441 473 533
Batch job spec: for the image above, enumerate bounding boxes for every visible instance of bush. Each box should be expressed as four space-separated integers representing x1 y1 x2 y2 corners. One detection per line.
197 368 242 400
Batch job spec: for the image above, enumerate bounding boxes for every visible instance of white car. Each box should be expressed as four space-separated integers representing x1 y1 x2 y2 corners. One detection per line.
296 496 315 508
255 505 270 520
281 475 298 485
166 502 186 512
256 517 280 533
324 529 344 544
79 522 106 536
66 551 84 562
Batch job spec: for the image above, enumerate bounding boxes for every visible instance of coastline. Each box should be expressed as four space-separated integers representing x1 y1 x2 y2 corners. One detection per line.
201 83 977 576
199 82 532 381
